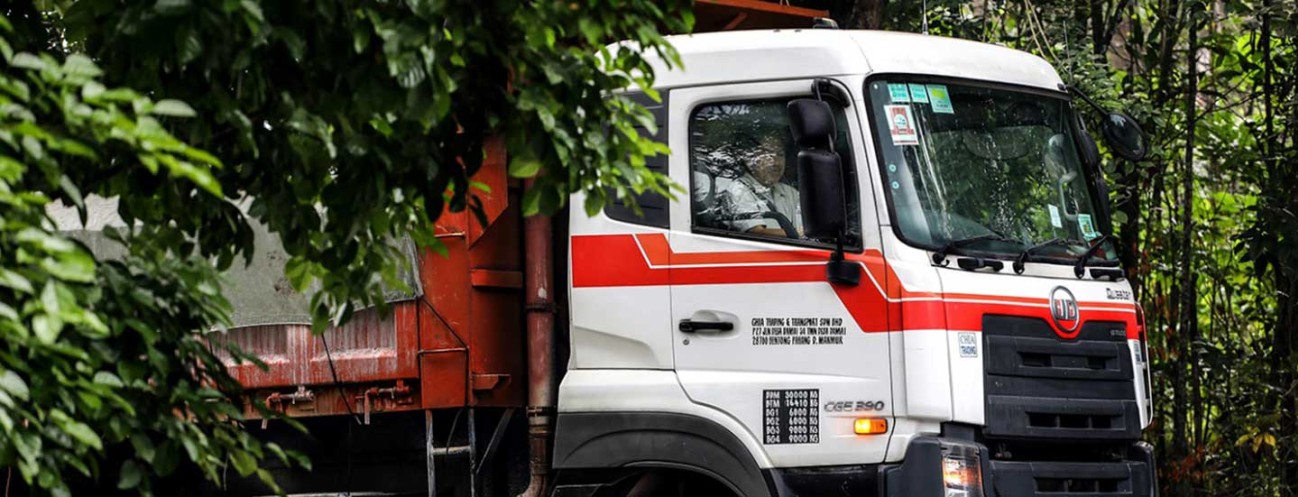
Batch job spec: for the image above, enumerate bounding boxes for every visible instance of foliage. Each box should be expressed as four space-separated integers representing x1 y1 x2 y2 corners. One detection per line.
877 1 1298 495
4 0 692 493
0 15 305 496
56 0 693 331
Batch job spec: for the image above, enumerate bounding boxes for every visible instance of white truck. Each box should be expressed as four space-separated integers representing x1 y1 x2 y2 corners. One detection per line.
554 28 1155 497
214 27 1157 497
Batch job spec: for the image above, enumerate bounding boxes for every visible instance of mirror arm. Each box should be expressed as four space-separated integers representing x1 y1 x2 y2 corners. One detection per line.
1062 84 1108 115
826 229 861 286
813 79 852 108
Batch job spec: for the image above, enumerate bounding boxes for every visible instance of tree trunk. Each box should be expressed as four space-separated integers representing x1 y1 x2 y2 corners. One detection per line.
832 0 888 29
1259 3 1298 494
1170 5 1200 493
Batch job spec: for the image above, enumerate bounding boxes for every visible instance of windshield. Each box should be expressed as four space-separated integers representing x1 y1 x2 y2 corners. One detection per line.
866 78 1116 263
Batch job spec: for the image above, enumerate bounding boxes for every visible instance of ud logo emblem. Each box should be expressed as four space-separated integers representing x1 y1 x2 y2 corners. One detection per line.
1049 286 1081 337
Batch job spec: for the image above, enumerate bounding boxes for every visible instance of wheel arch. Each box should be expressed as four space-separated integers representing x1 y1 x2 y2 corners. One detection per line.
553 412 770 497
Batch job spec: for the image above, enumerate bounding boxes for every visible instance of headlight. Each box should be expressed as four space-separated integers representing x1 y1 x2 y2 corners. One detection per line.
941 442 984 497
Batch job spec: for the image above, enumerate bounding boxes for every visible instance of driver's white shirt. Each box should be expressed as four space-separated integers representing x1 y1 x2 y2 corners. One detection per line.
722 174 803 235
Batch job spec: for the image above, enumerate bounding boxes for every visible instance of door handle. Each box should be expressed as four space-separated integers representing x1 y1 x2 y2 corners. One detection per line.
679 319 734 333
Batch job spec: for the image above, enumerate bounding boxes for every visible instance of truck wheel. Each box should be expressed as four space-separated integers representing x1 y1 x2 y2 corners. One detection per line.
625 471 677 497
594 470 737 497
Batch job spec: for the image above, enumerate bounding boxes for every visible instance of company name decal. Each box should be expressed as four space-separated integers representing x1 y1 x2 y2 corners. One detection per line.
751 317 846 346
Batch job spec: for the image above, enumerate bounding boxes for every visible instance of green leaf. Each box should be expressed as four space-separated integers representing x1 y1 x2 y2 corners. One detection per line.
1 75 29 101
61 54 103 79
0 371 30 401
520 187 542 216
507 156 542 178
41 249 96 283
230 448 258 476
0 302 17 322
9 52 46 71
154 0 191 13
1111 210 1129 225
153 441 179 476
177 30 204 65
93 372 124 388
240 0 265 23
32 315 61 344
0 269 33 293
151 99 197 117
130 435 156 463
16 228 74 253
61 420 103 450
584 189 606 216
117 460 142 489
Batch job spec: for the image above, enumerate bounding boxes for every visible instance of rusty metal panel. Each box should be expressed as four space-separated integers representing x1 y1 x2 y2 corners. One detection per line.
223 303 419 390
470 269 524 289
419 351 468 409
467 136 510 246
694 0 828 32
417 149 526 409
227 146 528 417
467 196 526 407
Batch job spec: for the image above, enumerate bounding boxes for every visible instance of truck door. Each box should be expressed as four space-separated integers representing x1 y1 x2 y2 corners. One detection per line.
666 79 893 467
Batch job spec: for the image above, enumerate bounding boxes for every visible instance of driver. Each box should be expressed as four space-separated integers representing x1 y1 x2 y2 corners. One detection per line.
720 134 803 238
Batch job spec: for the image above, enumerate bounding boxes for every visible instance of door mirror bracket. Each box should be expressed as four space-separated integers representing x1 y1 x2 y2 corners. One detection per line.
1065 85 1149 161
788 84 860 286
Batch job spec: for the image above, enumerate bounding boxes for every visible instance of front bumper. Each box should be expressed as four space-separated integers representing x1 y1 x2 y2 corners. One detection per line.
882 437 1157 497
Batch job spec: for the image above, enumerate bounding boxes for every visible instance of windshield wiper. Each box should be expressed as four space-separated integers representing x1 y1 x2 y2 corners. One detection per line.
1012 237 1088 274
1072 234 1112 278
931 234 1018 265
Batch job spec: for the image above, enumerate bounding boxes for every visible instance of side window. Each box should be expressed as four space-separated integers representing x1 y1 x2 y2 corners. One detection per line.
689 99 861 248
604 91 669 228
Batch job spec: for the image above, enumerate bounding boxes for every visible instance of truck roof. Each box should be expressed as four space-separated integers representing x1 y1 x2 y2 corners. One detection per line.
647 29 1064 92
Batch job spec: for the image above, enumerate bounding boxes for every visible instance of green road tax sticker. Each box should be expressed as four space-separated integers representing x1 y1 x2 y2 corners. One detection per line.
888 84 910 103
1078 213 1099 240
908 84 929 103
927 84 953 114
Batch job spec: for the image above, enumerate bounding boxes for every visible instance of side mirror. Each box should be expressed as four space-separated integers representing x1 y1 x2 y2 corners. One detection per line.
796 150 846 238
1064 85 1148 162
788 98 858 286
788 99 845 238
1101 112 1147 161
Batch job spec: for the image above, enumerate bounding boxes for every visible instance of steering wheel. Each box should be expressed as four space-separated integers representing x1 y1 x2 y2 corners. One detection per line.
736 210 799 239
717 210 801 239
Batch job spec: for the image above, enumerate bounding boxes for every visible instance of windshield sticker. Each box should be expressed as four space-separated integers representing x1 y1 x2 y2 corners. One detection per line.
888 84 911 103
927 84 954 114
1078 214 1099 240
885 105 920 145
908 84 930 103
1049 205 1063 228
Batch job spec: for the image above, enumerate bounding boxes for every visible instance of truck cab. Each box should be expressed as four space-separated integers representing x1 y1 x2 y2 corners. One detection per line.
556 29 1155 497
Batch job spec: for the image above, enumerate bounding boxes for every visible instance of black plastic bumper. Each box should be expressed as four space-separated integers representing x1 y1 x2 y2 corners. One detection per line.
880 437 1158 497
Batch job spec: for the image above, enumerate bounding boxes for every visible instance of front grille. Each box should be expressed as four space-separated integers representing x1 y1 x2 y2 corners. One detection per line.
990 459 1154 497
983 316 1141 442
1036 475 1122 493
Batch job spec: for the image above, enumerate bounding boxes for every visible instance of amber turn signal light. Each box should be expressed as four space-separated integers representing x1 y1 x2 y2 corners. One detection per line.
854 418 888 435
